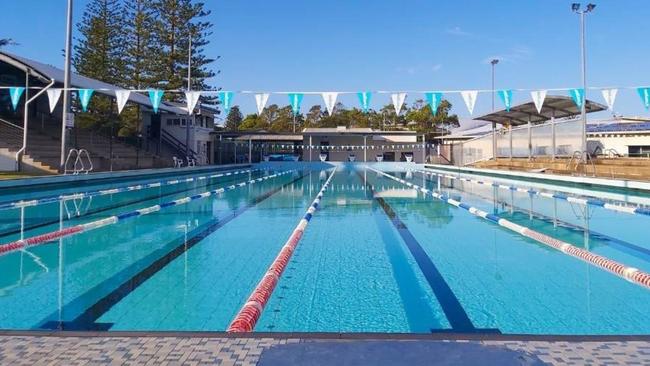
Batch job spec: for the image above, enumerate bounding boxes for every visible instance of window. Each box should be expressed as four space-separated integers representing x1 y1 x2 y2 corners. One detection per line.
181 119 186 126
628 145 650 157
166 119 172 126
172 119 180 126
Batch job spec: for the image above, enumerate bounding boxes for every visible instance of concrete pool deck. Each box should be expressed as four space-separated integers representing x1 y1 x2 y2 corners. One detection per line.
0 333 648 365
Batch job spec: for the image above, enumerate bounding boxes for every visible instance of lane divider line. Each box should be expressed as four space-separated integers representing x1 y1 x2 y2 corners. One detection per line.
411 168 650 217
0 168 260 211
227 167 338 332
369 167 650 290
0 170 296 257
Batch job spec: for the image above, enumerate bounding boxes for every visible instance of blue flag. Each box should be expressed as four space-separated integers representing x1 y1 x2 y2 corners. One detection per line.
78 89 94 112
219 91 234 115
425 92 443 115
288 93 303 115
357 92 372 113
9 87 25 111
569 88 584 109
498 90 513 111
637 87 650 110
148 89 164 114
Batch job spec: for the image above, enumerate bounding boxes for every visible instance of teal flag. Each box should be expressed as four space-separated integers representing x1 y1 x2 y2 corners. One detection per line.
288 93 303 115
219 91 234 115
9 87 25 111
78 89 94 112
569 88 584 109
498 90 513 111
637 87 650 110
357 92 372 113
148 89 164 113
425 92 443 115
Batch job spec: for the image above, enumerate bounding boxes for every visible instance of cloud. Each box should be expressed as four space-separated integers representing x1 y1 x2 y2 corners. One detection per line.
396 63 443 75
483 45 533 64
432 64 443 72
445 26 472 37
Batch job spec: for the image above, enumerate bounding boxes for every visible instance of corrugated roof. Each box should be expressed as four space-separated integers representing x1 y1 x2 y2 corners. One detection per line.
302 127 417 135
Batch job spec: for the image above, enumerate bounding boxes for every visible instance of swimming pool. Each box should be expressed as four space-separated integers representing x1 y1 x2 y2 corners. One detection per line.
0 163 649 335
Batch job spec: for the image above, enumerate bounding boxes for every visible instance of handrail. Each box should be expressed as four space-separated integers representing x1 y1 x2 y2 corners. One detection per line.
78 149 93 174
161 129 198 159
63 149 79 175
15 78 56 171
0 117 23 130
63 148 93 175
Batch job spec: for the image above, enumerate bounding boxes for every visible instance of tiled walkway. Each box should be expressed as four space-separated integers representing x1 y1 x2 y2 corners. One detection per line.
0 334 649 365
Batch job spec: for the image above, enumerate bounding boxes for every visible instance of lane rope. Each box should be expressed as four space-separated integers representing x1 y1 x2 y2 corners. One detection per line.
0 168 260 211
227 167 338 332
369 167 650 290
0 169 296 257
411 168 650 217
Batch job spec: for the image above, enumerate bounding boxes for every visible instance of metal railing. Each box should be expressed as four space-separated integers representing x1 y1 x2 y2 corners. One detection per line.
63 148 93 175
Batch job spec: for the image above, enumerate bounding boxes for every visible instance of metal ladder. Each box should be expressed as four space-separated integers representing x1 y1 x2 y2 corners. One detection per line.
566 150 596 177
64 149 94 175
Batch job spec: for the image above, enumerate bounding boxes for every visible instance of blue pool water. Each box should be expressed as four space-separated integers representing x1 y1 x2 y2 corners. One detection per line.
0 163 649 334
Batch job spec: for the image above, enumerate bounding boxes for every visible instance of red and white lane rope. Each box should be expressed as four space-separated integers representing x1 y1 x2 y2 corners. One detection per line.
0 169 296 257
369 167 650 290
227 167 338 332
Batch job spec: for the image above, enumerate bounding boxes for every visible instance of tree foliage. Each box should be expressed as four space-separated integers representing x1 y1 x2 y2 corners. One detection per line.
224 105 243 131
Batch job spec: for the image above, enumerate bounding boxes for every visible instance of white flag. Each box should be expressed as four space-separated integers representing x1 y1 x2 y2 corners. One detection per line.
460 90 478 115
601 89 618 110
185 91 201 115
114 90 131 115
255 93 270 115
530 90 547 114
46 88 62 113
391 93 407 115
322 92 338 115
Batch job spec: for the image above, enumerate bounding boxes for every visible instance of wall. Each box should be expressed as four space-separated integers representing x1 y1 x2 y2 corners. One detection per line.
301 134 425 163
589 134 650 156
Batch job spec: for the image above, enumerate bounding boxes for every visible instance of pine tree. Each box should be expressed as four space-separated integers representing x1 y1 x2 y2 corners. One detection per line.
224 106 243 131
123 0 158 89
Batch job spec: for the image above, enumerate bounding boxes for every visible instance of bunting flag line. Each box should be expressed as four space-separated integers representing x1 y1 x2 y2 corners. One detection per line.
425 92 443 115
569 88 584 109
185 91 202 115
219 91 234 115
255 93 270 115
531 90 547 113
148 89 164 114
638 87 650 110
78 89 94 112
391 93 406 115
46 88 62 113
114 90 131 115
322 92 338 116
288 93 304 115
460 90 478 115
498 89 513 112
601 89 618 111
357 91 372 113
9 87 25 111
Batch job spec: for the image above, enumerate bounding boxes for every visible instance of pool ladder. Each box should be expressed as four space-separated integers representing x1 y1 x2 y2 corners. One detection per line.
64 148 94 175
566 150 596 177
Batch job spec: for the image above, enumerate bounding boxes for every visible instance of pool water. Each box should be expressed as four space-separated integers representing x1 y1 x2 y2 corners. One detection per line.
0 163 649 335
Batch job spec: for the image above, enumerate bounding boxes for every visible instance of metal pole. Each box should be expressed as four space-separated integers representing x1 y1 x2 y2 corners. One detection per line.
21 70 29 159
309 135 312 161
364 135 367 162
248 138 252 164
528 115 532 160
60 0 73 172
580 11 587 159
491 59 498 161
551 109 556 160
186 32 192 161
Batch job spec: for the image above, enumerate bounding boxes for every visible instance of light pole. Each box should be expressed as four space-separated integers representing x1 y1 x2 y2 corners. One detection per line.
186 29 192 162
572 3 596 159
490 58 499 160
60 0 73 172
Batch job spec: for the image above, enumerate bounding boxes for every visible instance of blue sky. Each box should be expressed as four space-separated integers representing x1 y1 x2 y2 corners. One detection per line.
1 0 649 120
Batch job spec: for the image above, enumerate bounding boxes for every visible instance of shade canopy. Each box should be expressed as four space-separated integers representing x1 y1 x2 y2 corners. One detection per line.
475 95 606 126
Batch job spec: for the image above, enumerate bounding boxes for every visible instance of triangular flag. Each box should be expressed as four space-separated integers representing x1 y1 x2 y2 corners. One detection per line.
391 93 406 115
637 87 650 110
322 92 338 116
148 89 164 113
425 92 443 115
357 91 372 113
77 89 94 112
9 87 25 111
114 90 131 115
498 90 513 112
219 91 234 115
460 90 478 115
569 88 584 108
46 88 62 113
530 90 547 113
288 93 303 115
255 93 270 115
601 89 618 111
185 91 201 115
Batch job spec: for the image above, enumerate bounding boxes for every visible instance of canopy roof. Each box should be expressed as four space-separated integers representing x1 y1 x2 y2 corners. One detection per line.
0 51 185 114
475 95 606 126
302 127 417 135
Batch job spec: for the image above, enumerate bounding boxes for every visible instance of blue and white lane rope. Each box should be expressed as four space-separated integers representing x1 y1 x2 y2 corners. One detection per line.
410 168 650 217
228 167 338 332
0 168 260 211
368 167 650 290
0 169 297 257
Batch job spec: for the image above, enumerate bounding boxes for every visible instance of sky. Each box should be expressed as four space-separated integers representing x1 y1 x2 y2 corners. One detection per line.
1 0 649 121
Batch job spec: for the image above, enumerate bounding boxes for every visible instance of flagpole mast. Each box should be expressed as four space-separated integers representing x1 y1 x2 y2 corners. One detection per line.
60 0 73 172
186 30 192 161
572 3 596 162
490 59 499 161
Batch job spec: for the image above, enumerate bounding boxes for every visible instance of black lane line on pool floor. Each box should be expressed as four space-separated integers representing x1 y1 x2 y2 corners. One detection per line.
38 172 308 331
358 171 477 333
0 170 265 240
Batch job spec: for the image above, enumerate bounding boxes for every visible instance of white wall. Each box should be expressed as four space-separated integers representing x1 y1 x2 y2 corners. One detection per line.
589 134 650 155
